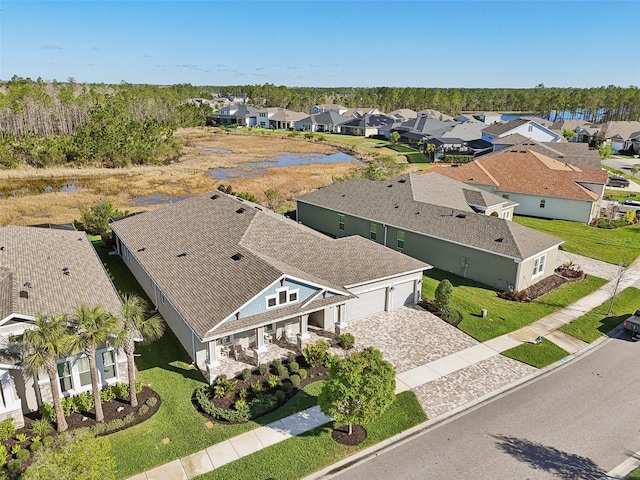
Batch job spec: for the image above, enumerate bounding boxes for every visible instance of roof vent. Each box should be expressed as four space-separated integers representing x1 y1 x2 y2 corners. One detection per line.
394 205 399 209
387 184 393 188
137 246 146 252
398 179 406 184
456 213 466 219
495 237 504 242
341 194 346 197
19 290 29 299
231 253 244 261
416 211 420 215
211 194 220 200
177 251 187 257
62 267 70 276
24 281 32 288
236 207 246 214
255 206 262 211
0 246 4 251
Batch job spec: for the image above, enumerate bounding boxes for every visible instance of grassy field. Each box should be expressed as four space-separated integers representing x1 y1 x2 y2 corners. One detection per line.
194 391 426 480
513 216 640 266
501 339 569 368
559 286 640 343
421 270 608 342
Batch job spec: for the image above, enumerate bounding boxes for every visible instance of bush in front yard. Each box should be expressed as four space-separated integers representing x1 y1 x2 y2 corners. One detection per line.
288 361 299 374
337 333 355 350
302 340 330 367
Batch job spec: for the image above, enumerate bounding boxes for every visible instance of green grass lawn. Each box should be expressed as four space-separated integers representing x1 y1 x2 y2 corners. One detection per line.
603 165 640 185
513 216 640 266
604 189 640 203
626 466 640 479
559 286 640 342
501 339 569 368
421 270 607 342
194 391 426 480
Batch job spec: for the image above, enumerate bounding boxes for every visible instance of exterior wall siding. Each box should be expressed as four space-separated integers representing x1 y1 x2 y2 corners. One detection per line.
517 247 559 290
500 192 593 223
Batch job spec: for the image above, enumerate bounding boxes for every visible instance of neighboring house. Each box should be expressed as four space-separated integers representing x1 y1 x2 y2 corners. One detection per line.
0 226 126 427
344 107 381 118
387 109 418 121
482 119 562 144
599 121 640 153
434 147 607 223
623 131 640 155
551 120 598 144
254 108 307 130
110 193 428 383
340 114 396 137
297 173 564 292
491 133 532 151
418 109 454 121
206 104 260 127
295 111 351 133
471 112 502 125
394 117 457 148
442 122 486 142
311 104 348 115
513 140 602 170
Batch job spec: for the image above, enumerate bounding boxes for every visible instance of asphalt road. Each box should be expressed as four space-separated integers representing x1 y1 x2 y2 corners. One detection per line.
330 332 640 480
603 156 640 173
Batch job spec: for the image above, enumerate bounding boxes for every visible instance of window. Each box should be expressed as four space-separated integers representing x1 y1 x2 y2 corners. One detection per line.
338 214 345 231
528 125 533 132
279 290 287 304
265 323 274 333
370 223 377 240
502 211 510 219
161 294 165 305
289 291 298 302
267 297 276 307
502 194 509 199
532 254 546 278
539 199 546 208
76 357 91 387
57 361 72 393
397 231 405 250
102 351 116 380
266 287 300 309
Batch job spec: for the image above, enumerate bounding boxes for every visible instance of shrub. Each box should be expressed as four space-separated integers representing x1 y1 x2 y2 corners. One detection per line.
337 333 355 350
274 390 286 402
302 340 330 367
597 218 627 229
258 363 269 375
123 413 135 424
241 368 252 381
7 459 22 474
11 444 21 455
298 368 308 379
30 440 42 453
277 364 288 377
213 376 238 398
268 375 280 389
288 361 299 374
39 402 56 422
251 381 262 394
138 404 149 417
234 399 247 411
0 418 16 441
287 352 297 363
498 288 530 302
194 386 250 422
91 423 109 435
272 358 283 369
62 396 76 416
100 386 117 403
248 394 278 418
304 132 314 140
114 382 130 399
15 433 27 443
135 378 143 393
42 436 54 447
282 381 293 393
146 396 158 407
74 391 95 413
239 388 249 400
15 448 30 462
435 279 454 320
0 444 7 468
316 135 326 142
290 374 301 387
106 418 125 432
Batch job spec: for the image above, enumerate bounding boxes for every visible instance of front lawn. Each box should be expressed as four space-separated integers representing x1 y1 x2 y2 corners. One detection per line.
194 391 426 480
501 339 569 368
421 270 607 342
513 216 640 266
604 189 640 203
559 286 640 342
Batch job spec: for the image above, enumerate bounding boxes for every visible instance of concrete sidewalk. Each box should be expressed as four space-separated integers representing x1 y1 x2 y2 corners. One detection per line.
127 257 640 480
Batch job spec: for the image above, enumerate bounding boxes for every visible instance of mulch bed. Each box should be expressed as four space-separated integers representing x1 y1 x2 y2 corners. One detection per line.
331 424 367 445
418 300 463 327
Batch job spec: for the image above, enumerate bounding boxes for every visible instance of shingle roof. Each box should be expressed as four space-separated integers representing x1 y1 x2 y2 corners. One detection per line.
483 119 530 136
387 109 418 120
400 117 455 136
341 114 395 128
601 121 640 141
297 174 561 261
435 148 607 201
111 194 428 339
267 108 308 122
0 268 14 321
507 140 602 170
491 133 530 145
297 111 351 126
442 122 485 141
0 226 122 320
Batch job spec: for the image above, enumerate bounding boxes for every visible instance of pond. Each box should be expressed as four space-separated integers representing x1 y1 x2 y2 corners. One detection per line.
207 152 360 181
0 178 83 198
202 147 234 154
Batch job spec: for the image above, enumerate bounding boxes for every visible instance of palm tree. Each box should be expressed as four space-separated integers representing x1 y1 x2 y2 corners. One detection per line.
119 294 165 407
70 304 118 423
16 314 74 433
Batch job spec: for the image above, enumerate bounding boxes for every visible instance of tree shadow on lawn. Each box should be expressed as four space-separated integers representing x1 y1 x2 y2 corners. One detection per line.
492 434 606 480
135 330 206 383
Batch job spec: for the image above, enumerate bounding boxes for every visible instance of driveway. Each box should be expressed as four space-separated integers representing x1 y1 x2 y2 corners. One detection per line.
556 250 621 281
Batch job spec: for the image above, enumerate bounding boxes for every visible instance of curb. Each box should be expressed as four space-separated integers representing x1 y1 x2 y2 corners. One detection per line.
303 327 619 480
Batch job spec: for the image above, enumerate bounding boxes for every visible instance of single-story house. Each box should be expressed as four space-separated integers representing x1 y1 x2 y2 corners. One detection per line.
255 108 307 130
311 104 348 115
110 193 429 383
0 226 126 427
387 109 418 121
600 121 640 153
295 111 351 133
344 107 381 118
482 119 562 144
296 173 563 292
340 114 396 137
206 104 261 127
434 147 607 223
513 140 602 170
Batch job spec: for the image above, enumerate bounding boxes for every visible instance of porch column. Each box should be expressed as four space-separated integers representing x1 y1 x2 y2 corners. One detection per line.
334 304 349 335
386 286 394 312
414 279 422 304
0 371 16 410
297 314 310 350
256 327 267 353
206 341 221 384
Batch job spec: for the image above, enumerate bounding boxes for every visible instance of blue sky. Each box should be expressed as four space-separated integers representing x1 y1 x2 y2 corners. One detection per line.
1 1 638 88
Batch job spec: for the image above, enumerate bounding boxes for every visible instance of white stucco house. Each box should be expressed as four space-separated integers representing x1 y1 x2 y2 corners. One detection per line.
482 119 562 144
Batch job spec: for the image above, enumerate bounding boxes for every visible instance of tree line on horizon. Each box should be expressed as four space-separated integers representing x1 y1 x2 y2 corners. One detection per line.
0 76 639 169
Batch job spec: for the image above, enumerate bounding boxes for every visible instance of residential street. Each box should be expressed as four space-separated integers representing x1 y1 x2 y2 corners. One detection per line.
328 332 640 480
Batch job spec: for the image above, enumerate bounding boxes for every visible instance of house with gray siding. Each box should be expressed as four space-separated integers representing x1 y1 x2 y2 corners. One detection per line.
110 193 428 383
296 173 563 292
0 226 126 427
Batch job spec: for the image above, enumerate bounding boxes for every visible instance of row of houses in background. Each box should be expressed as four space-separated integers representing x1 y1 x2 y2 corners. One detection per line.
206 103 640 158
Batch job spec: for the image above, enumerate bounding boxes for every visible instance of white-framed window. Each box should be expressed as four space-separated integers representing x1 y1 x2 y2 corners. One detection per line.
397 230 405 250
370 223 377 241
338 214 345 231
265 323 275 333
102 351 117 380
528 125 533 132
266 287 300 309
539 199 546 208
502 211 510 219
532 254 546 279
57 361 73 393
502 194 509 199
221 335 231 345
76 357 92 387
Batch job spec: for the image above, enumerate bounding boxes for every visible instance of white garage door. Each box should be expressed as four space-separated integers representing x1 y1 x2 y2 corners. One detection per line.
346 288 387 321
392 281 415 309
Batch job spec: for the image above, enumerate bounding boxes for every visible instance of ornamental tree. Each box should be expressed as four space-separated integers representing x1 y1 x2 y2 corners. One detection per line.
319 347 395 435
434 279 454 321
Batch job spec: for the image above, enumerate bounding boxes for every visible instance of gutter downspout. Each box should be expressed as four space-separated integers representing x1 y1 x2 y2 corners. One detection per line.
383 224 388 247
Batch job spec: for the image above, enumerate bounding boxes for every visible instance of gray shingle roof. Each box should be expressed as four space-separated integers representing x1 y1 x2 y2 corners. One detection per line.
0 226 122 320
341 114 395 128
111 193 428 339
296 174 562 261
483 119 530 136
507 140 602 170
297 111 351 126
